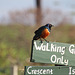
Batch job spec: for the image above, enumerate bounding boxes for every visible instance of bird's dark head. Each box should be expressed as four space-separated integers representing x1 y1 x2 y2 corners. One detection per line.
45 23 54 29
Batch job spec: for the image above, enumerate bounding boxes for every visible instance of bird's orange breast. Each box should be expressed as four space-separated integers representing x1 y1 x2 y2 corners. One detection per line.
40 28 50 38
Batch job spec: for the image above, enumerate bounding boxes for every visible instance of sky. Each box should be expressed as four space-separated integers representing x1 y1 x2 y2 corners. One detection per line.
0 0 75 24
42 0 75 11
0 0 35 17
0 0 75 15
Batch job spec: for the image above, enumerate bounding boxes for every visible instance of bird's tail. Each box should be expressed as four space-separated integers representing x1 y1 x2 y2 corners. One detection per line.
33 35 39 40
33 35 37 40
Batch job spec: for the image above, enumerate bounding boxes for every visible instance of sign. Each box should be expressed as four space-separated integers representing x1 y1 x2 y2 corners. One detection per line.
25 66 75 75
30 40 75 66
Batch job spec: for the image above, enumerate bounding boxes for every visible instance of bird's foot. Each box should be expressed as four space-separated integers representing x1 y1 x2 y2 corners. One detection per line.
43 39 49 43
40 38 43 43
40 40 43 43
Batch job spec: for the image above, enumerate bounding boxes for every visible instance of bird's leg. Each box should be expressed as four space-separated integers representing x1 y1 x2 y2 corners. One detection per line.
43 38 49 43
40 38 43 43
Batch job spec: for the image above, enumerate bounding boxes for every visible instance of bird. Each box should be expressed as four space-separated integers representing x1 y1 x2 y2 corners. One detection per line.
33 23 54 43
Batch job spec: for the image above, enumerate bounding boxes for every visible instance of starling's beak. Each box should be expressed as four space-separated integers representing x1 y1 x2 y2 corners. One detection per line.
52 25 54 27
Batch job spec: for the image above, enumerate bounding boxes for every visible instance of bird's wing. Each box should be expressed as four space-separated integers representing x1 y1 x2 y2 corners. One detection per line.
34 26 46 34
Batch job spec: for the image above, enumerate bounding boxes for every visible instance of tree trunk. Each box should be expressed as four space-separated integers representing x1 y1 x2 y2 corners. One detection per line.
36 0 42 26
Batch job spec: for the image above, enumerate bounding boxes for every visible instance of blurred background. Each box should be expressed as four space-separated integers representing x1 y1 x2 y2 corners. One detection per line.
0 0 75 75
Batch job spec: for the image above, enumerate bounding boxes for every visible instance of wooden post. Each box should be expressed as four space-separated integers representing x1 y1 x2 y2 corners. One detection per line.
11 65 18 75
36 0 42 26
13 65 18 75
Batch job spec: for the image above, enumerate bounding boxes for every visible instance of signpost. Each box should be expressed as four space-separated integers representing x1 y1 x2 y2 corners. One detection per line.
24 40 75 75
30 40 75 66
25 66 75 75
